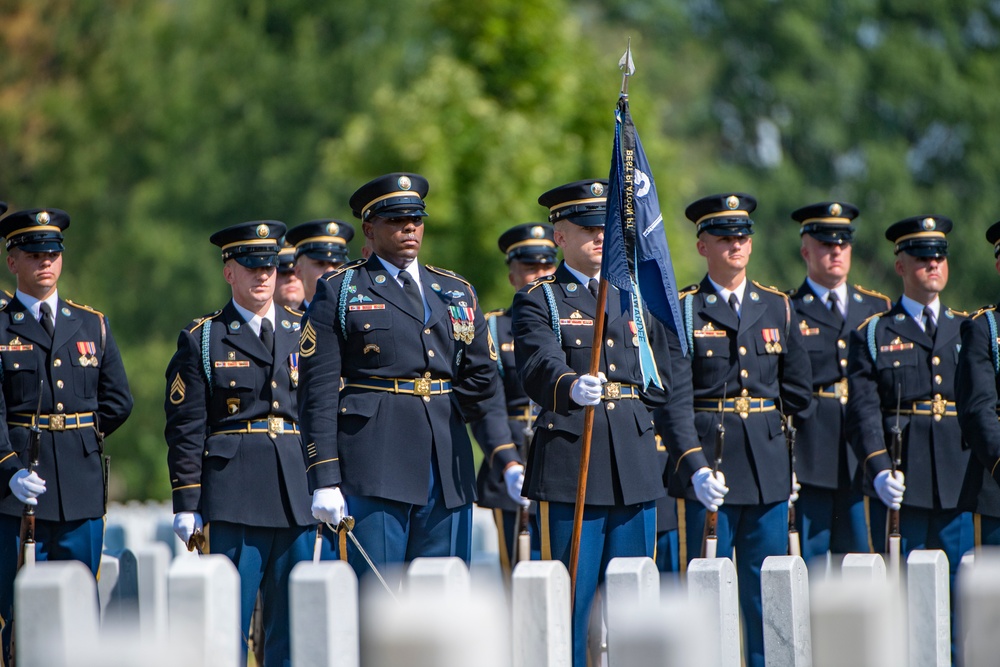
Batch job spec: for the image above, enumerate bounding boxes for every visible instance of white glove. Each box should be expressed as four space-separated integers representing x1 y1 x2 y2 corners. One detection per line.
312 487 347 525
789 472 801 505
503 464 530 507
570 372 607 406
9 469 46 505
692 467 729 512
172 511 203 544
874 469 905 510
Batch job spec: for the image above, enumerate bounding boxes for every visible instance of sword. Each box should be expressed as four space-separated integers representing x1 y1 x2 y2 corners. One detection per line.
330 516 398 602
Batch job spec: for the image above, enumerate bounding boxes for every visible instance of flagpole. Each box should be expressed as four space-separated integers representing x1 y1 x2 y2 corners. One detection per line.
568 39 635 607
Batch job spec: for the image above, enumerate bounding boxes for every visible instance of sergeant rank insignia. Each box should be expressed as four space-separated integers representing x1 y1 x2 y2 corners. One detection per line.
77 341 99 367
448 305 475 343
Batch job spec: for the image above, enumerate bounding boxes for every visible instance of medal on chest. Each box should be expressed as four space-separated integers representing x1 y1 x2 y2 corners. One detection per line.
77 341 99 367
449 305 475 344
289 352 299 387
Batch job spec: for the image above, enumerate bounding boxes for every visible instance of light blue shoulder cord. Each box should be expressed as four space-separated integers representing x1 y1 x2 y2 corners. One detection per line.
683 293 694 355
541 283 561 345
338 269 355 339
988 311 1000 374
201 320 213 397
866 315 881 363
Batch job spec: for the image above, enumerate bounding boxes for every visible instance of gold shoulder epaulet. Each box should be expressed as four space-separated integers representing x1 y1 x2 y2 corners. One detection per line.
853 284 891 306
971 305 998 320
65 299 106 319
485 308 507 319
426 265 473 288
189 309 223 332
751 280 787 299
323 257 366 282
947 307 969 318
679 283 699 299
282 304 303 317
856 310 889 331
525 274 557 293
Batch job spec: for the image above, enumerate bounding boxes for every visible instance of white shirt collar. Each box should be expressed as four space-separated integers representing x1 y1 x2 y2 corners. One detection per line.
707 277 747 309
563 263 599 288
900 294 940 329
806 277 848 315
16 290 59 324
231 300 276 337
374 254 428 319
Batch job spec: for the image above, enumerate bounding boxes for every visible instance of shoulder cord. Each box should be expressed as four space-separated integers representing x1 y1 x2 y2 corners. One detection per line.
487 313 503 378
338 269 355 339
866 315 881 364
541 283 561 345
201 320 213 397
988 311 1000 375
684 293 694 354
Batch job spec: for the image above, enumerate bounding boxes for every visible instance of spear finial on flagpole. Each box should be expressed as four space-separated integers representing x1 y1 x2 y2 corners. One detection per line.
619 38 635 96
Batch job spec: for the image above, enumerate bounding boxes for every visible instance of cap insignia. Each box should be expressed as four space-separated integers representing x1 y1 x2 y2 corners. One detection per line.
591 182 605 196
829 203 842 216
327 222 339 235
921 217 936 231
531 226 545 239
35 211 50 225
726 195 740 210
256 224 269 238
398 176 412 191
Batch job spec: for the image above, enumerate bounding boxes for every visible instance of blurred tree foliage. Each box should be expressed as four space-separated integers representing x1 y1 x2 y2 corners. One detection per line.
1 0 999 499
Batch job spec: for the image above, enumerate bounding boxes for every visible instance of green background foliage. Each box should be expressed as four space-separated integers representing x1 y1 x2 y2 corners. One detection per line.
2 0 999 499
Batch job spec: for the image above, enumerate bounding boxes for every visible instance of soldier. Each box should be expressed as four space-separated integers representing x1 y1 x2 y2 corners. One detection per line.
298 173 501 584
286 219 354 309
787 202 889 560
0 208 133 666
846 216 970 627
471 222 557 576
512 180 686 667
666 193 812 667
164 221 327 667
956 221 1000 547
274 242 304 311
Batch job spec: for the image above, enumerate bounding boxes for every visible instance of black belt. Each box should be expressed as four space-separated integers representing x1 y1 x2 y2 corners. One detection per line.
210 417 299 437
9 412 95 431
693 397 776 417
343 378 452 396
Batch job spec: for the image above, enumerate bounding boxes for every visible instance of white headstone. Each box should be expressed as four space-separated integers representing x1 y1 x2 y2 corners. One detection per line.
167 554 240 667
605 557 659 667
406 557 471 598
687 558 740 667
511 560 571 667
290 560 359 667
611 583 711 666
762 555 812 667
14 561 100 667
906 549 949 667
959 546 1000 667
134 542 171 643
841 553 886 582
99 549 139 628
811 577 905 667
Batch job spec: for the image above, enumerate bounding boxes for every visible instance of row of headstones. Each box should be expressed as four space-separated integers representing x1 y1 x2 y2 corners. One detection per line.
16 547 1000 666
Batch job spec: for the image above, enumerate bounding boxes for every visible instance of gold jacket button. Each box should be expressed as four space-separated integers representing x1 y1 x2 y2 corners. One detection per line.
56 402 64 411
740 369 749 378
424 328 431 335
272 401 279 409
606 402 615 410
932 356 941 366
609 364 617 371
271 380 277 388
428 350 436 358
840 358 848 367
838 339 846 349
53 359 62 367
739 346 747 356
56 380 64 389
230 380 236 387
606 339 614 347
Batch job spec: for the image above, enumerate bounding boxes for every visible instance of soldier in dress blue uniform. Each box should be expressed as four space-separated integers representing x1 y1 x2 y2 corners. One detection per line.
274 242 305 311
512 180 688 667
787 202 890 560
164 220 327 667
298 173 501 585
846 215 970 655
956 221 1000 548
286 219 354 310
0 208 133 667
665 193 812 667
471 222 557 577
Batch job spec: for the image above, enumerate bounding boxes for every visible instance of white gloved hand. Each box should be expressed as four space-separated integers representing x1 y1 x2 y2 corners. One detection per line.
172 511 203 544
570 372 607 407
312 487 347 525
789 472 801 505
503 464 530 507
874 469 905 510
692 467 729 512
9 469 46 505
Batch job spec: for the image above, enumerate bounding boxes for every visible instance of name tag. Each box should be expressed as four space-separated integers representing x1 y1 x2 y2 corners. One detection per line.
349 304 386 311
214 361 250 368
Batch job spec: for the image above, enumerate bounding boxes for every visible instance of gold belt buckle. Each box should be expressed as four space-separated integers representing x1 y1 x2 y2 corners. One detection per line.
734 397 751 419
49 414 66 431
931 395 946 421
413 378 432 396
267 416 284 437
835 378 849 404
604 382 621 400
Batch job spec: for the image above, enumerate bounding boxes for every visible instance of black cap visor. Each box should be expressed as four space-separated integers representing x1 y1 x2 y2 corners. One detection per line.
698 219 754 237
233 252 279 269
898 239 948 258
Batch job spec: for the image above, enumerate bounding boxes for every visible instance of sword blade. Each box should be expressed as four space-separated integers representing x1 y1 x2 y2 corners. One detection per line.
331 522 398 602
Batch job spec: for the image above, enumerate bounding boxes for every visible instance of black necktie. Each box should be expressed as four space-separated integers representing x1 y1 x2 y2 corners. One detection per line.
923 306 936 341
728 293 740 319
39 302 55 338
400 272 424 321
588 279 600 300
828 291 844 324
259 318 274 357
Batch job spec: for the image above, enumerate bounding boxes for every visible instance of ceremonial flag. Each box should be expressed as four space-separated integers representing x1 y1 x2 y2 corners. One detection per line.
601 59 687 388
